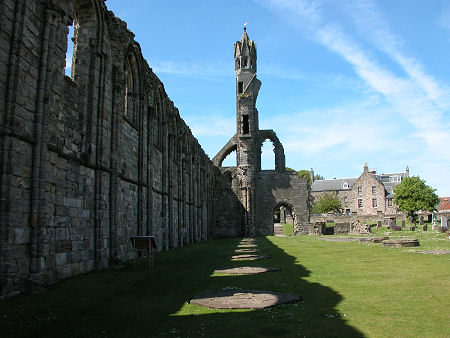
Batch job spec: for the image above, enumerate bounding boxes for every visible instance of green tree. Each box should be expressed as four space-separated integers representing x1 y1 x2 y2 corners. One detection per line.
312 192 342 214
297 169 312 186
393 177 440 224
314 174 324 180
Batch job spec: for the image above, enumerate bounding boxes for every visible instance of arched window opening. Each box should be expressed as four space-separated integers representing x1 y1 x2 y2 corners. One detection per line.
235 59 240 69
261 139 275 170
71 2 98 84
250 59 253 69
222 149 237 167
124 58 134 120
65 23 74 77
243 57 247 68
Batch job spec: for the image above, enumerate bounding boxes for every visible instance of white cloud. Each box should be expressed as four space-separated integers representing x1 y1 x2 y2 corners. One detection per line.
255 0 450 194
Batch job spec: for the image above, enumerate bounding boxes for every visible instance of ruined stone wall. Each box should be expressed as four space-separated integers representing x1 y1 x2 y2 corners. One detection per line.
253 171 309 236
0 0 240 299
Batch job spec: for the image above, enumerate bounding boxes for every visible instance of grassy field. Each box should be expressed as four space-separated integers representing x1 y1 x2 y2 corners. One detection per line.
0 228 449 337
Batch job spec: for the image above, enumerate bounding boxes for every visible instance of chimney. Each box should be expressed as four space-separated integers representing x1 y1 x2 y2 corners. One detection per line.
363 163 368 173
310 168 314 183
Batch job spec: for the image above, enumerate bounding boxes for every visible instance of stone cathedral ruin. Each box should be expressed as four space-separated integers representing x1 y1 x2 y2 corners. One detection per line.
0 0 309 299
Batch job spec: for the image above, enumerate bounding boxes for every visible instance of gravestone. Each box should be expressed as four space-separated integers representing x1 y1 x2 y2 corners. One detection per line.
401 220 406 228
432 212 439 230
389 218 396 228
441 216 448 230
410 226 416 231
377 220 382 229
422 225 427 231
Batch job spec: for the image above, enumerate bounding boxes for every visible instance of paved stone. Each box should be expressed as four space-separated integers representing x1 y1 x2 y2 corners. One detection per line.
214 267 281 274
237 244 258 248
382 238 420 247
190 289 300 309
417 250 450 255
230 254 271 261
234 248 260 253
317 238 358 242
359 236 390 243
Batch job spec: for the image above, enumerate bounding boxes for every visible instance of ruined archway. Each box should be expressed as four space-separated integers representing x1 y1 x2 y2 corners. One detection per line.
213 139 238 167
272 201 296 236
256 130 285 172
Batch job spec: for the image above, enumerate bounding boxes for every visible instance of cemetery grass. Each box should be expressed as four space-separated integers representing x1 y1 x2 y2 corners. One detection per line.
0 231 448 337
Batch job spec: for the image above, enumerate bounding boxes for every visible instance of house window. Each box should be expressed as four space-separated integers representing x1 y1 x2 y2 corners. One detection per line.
238 81 243 93
345 209 351 215
357 186 362 195
242 115 249 134
387 198 393 207
358 199 363 208
343 196 348 203
372 186 377 194
372 199 377 208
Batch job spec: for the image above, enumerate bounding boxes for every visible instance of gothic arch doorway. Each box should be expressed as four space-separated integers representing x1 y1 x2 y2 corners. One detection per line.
272 202 296 236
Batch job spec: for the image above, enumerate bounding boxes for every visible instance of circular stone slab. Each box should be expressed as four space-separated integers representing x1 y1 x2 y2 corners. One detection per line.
214 267 281 274
190 289 300 309
418 250 450 255
317 238 358 242
235 248 260 253
237 244 258 248
231 254 271 261
359 236 390 243
382 238 420 247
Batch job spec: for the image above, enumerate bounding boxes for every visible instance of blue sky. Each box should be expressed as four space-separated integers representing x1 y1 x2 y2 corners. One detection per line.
68 0 450 195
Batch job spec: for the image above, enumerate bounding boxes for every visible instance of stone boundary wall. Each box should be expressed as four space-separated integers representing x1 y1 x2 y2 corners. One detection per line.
310 214 407 224
0 0 241 299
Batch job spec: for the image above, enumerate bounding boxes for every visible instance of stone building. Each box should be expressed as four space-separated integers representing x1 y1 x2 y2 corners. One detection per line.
213 28 309 236
311 164 409 216
0 0 244 299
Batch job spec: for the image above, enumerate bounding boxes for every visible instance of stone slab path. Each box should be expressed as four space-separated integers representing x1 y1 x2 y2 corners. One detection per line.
317 238 359 242
234 248 260 253
214 267 281 274
417 250 450 255
190 289 301 309
231 254 271 261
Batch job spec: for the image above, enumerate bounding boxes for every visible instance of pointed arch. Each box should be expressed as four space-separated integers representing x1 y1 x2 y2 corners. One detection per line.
71 0 100 84
213 138 238 167
257 130 285 172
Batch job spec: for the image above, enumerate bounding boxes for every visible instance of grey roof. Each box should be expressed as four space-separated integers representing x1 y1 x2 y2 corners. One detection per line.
311 178 357 192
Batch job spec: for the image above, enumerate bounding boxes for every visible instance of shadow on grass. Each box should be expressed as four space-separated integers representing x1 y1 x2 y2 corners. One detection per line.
0 237 364 337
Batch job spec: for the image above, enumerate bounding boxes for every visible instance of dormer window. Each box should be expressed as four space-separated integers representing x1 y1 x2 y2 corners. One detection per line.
343 182 349 189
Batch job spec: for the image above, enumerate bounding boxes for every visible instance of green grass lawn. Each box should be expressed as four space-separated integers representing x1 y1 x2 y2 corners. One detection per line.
1 229 449 337
282 223 294 235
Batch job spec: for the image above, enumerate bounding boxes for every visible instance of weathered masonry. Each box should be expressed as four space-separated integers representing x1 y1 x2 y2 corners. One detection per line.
213 28 310 236
0 0 243 299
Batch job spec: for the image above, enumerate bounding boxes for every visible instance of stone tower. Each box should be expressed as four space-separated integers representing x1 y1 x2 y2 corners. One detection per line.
213 28 310 236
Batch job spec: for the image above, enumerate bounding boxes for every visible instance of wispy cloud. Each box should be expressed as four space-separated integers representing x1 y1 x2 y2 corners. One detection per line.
151 60 230 79
255 0 450 194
